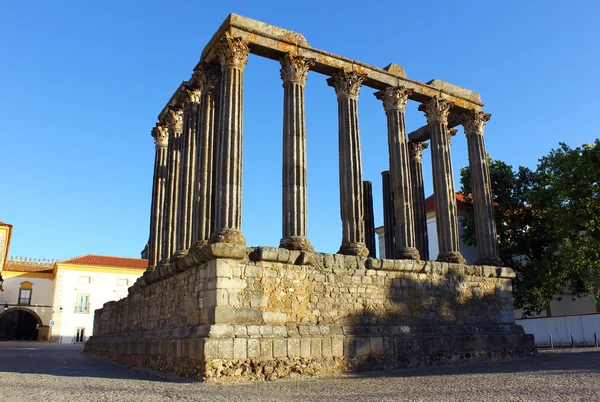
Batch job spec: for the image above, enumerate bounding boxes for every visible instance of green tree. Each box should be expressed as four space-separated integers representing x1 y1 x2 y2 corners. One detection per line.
459 140 600 317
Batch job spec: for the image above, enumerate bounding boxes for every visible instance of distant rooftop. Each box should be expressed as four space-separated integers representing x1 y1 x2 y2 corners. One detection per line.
59 254 147 269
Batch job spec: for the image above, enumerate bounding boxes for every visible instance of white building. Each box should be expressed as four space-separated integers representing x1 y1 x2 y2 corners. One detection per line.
0 254 146 342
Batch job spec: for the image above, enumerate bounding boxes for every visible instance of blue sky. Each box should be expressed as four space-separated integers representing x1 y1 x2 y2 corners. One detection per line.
1 1 598 260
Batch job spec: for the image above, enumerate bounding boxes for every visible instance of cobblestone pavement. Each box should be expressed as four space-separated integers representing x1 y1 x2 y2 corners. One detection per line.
0 342 599 401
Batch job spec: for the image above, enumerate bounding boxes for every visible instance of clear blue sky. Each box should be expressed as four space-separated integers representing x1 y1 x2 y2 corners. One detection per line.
1 1 598 260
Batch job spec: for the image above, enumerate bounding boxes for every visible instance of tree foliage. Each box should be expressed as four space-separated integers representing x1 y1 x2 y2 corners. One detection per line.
459 139 600 317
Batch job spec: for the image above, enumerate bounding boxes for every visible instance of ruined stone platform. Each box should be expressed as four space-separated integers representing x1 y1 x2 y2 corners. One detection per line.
85 244 535 381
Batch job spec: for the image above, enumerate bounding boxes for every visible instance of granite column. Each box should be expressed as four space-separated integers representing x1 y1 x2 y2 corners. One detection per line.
327 70 369 257
146 124 169 271
279 53 314 251
162 108 184 262
194 63 220 244
209 34 249 245
461 111 501 266
420 97 465 263
408 142 429 261
375 87 419 260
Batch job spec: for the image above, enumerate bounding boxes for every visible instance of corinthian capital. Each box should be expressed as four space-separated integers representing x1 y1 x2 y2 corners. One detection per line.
152 124 169 149
408 142 428 162
166 108 184 134
420 97 454 124
374 86 412 113
460 110 491 135
279 54 314 85
214 33 249 68
327 70 366 98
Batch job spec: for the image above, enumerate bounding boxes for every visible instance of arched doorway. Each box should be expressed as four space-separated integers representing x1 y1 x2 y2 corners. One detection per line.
0 308 41 341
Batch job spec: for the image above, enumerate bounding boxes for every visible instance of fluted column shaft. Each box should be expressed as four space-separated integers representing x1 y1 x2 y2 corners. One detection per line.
327 70 369 257
375 87 419 260
421 98 465 264
382 171 395 259
279 54 314 251
162 109 184 261
462 111 500 266
175 90 201 254
194 64 220 243
209 34 249 245
408 142 429 261
146 125 169 270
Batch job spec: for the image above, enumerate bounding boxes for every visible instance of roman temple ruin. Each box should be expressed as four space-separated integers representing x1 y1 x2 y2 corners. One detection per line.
86 14 535 381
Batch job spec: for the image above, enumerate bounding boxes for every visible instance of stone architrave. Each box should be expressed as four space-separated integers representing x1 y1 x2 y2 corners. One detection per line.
209 34 249 246
146 124 169 271
162 108 184 262
420 97 465 264
279 53 314 252
193 63 221 244
408 142 429 261
175 86 202 257
461 111 501 266
375 86 419 260
382 171 395 259
327 70 369 257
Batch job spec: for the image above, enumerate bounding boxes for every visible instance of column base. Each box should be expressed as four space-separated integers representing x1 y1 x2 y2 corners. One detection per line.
437 251 467 264
394 247 421 261
338 242 369 257
209 228 246 246
279 236 314 252
144 265 156 274
170 249 188 263
475 256 503 266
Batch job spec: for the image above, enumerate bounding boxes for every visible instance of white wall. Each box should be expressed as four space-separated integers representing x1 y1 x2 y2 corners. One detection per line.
426 217 478 264
51 268 142 343
1 275 54 325
517 314 600 347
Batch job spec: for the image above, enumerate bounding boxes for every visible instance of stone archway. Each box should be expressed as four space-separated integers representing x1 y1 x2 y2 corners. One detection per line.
0 308 42 341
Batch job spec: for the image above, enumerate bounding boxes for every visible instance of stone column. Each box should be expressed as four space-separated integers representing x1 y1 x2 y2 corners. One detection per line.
175 86 202 256
279 53 314 251
209 34 249 245
363 181 376 258
162 108 184 262
375 87 419 260
381 171 395 259
194 63 220 244
420 97 465 264
461 111 501 266
408 142 429 261
327 70 369 257
146 124 169 271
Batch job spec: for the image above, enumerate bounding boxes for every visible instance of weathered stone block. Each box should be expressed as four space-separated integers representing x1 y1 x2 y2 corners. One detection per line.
300 338 311 358
260 339 273 359
273 339 287 358
233 338 247 359
288 338 300 357
247 339 260 358
310 338 322 358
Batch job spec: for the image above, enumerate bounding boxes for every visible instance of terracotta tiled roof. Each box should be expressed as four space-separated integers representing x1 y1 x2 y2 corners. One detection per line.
0 221 13 227
60 255 147 269
425 193 470 214
4 262 54 274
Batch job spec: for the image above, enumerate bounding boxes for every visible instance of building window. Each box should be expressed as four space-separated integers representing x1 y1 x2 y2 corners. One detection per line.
75 294 90 313
116 278 129 287
18 281 33 305
78 276 91 284
18 289 32 305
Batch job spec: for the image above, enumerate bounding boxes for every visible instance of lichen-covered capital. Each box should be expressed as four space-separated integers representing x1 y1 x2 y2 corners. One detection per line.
461 110 491 135
152 124 169 149
374 86 413 113
279 54 315 85
214 33 249 68
327 70 366 98
421 97 454 124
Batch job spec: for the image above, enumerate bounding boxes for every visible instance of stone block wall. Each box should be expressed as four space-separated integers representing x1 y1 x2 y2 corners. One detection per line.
86 244 535 381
